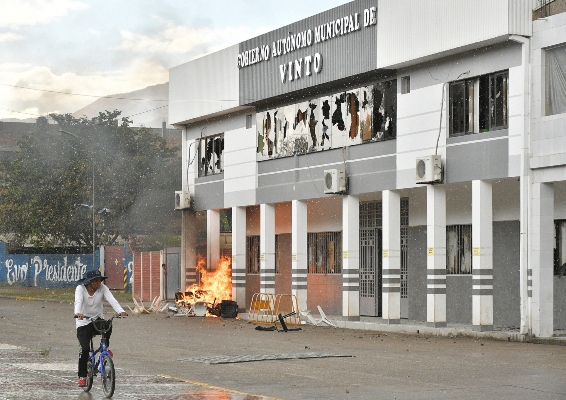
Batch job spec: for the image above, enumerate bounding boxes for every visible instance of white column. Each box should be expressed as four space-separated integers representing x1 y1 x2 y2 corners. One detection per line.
382 190 401 324
292 200 308 312
231 206 246 311
342 195 360 321
260 204 275 294
427 185 447 328
531 182 554 337
207 209 220 270
181 210 197 288
472 180 493 331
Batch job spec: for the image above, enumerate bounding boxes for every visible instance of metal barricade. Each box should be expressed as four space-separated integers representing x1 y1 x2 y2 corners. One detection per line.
248 293 302 326
249 293 276 324
274 294 302 326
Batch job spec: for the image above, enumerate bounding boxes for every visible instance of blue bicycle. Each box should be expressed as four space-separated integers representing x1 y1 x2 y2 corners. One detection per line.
79 314 123 398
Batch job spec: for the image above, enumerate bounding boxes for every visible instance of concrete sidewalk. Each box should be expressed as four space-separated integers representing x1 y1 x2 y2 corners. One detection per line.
241 312 566 345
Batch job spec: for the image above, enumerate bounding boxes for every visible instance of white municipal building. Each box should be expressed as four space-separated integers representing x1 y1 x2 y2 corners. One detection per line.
169 0 566 337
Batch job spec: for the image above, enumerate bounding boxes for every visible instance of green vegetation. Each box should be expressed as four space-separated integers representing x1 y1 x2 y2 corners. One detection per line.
0 111 180 251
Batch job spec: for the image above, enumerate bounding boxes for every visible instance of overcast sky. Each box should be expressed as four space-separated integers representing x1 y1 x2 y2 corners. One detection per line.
0 0 350 121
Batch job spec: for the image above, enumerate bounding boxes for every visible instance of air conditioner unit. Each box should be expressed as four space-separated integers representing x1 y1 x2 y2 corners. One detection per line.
324 169 347 194
174 190 191 210
415 155 443 184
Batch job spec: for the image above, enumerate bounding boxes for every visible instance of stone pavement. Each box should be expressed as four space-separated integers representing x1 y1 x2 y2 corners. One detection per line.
0 343 272 400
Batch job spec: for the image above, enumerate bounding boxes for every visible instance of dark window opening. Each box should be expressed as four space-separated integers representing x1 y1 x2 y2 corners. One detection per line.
446 224 472 275
554 220 566 276
307 231 342 274
246 236 260 274
245 234 281 274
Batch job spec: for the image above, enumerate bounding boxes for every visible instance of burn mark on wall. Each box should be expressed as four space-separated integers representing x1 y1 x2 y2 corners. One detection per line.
308 102 318 148
348 92 360 139
332 94 346 132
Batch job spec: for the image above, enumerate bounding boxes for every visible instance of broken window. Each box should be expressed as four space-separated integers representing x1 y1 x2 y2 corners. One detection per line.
546 44 566 116
198 133 224 177
446 225 472 274
307 231 342 274
553 220 566 276
449 71 508 137
246 236 260 274
372 79 396 141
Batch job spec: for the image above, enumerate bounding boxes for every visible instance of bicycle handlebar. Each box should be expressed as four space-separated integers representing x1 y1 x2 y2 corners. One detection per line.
73 313 126 320
74 314 125 334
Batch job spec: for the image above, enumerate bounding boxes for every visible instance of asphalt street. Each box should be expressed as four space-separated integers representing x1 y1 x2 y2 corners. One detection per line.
1 297 566 399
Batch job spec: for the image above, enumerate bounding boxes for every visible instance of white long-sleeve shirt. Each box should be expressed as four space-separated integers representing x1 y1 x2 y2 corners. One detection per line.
74 284 125 329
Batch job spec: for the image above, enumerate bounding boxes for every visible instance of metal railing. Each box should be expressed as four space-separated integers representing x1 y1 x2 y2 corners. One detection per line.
535 0 554 17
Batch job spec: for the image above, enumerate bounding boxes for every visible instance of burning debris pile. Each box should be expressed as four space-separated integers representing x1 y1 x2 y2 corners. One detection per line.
170 255 238 318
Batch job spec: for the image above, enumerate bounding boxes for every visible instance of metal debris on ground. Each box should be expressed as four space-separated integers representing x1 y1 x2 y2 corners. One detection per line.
301 306 337 327
176 353 353 364
128 296 169 314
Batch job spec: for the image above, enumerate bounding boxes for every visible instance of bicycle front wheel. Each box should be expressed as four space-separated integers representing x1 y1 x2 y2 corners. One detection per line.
101 354 115 398
84 360 94 392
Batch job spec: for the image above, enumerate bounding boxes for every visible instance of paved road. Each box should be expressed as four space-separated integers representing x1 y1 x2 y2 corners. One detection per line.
1 298 566 399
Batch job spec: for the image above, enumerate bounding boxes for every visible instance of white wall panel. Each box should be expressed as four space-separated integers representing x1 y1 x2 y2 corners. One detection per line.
224 114 257 207
508 63 525 171
377 0 529 69
530 12 566 171
169 45 241 125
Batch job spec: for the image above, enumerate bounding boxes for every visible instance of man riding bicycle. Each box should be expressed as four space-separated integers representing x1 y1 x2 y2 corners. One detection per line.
74 269 127 387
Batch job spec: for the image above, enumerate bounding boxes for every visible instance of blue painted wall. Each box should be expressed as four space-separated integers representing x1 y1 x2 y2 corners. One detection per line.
0 241 100 288
124 245 133 293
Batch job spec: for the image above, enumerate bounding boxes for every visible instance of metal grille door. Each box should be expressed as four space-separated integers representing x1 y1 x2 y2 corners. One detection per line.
360 201 382 317
400 198 409 318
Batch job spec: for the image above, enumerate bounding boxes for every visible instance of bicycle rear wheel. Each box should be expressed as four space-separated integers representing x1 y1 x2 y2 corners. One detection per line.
101 354 115 398
84 360 94 392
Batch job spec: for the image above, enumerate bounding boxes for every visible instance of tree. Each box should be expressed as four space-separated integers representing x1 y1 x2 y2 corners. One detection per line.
0 110 180 251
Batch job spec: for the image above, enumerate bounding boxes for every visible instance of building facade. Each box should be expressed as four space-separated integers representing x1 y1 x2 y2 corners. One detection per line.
169 0 566 337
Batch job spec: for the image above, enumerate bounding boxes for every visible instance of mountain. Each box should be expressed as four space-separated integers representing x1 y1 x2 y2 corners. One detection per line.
73 82 171 128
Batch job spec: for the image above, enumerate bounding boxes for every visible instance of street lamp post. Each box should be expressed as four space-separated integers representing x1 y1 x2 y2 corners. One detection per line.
60 129 96 267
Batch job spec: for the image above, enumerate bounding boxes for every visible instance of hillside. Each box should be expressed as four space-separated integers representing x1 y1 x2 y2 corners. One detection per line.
73 82 171 128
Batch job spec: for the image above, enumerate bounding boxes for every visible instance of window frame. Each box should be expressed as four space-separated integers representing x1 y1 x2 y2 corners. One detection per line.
449 70 508 137
245 234 282 274
198 133 224 177
446 224 472 275
545 43 566 116
307 231 342 274
246 235 260 274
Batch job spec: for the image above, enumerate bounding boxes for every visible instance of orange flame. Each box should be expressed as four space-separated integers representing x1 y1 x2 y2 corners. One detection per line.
184 255 232 305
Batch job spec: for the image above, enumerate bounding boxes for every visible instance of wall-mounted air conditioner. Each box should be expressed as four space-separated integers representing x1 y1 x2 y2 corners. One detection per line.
324 169 347 194
175 190 191 210
415 155 443 184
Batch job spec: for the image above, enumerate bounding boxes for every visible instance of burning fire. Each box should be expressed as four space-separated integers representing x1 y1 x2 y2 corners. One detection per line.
173 255 233 316
185 255 232 304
